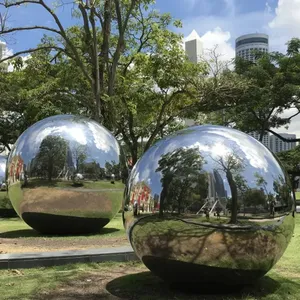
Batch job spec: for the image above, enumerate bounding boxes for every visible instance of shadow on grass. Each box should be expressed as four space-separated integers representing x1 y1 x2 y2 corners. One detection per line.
106 271 300 300
0 227 121 238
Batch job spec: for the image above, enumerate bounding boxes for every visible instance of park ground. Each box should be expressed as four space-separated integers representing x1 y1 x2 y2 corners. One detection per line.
0 215 299 299
0 213 129 253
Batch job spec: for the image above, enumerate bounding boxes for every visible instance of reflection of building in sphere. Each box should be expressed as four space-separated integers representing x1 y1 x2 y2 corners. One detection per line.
7 115 127 234
123 125 295 285
130 182 153 213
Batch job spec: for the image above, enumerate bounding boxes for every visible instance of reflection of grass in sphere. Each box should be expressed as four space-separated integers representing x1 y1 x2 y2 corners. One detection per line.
130 214 294 271
8 180 124 219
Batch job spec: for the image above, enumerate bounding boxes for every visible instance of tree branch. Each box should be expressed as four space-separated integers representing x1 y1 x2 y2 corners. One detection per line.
266 129 300 142
0 46 70 63
0 0 39 8
0 25 60 35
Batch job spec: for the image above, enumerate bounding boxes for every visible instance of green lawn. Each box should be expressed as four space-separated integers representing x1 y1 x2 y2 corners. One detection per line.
0 213 125 239
24 179 125 190
0 215 299 299
0 191 12 209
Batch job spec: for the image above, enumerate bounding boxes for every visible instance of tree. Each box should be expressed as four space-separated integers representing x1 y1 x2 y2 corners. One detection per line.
276 146 300 192
32 135 68 181
243 188 266 213
223 39 300 142
72 144 87 173
156 147 205 216
0 0 180 126
212 153 245 224
113 27 208 164
0 49 85 153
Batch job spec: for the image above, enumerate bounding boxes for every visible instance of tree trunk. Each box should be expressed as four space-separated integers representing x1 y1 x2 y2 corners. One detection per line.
227 170 238 224
259 124 266 142
292 174 297 213
131 142 138 166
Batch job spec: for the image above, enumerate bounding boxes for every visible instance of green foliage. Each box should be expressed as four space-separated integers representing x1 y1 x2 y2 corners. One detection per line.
225 40 300 139
277 146 300 176
156 147 205 214
31 135 68 181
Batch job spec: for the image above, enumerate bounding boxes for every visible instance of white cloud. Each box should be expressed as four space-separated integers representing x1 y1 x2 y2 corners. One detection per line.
2 47 13 59
201 27 235 61
267 0 300 52
269 0 300 31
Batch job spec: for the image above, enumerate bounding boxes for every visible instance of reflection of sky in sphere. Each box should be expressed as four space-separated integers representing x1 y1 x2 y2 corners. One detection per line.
132 125 287 198
13 115 121 168
0 155 6 181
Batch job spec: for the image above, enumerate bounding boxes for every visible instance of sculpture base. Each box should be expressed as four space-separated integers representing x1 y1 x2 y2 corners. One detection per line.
142 256 266 285
22 212 110 235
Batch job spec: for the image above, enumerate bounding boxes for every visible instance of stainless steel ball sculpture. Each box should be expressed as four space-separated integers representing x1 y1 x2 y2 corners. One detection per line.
0 155 7 191
7 115 126 234
123 125 295 285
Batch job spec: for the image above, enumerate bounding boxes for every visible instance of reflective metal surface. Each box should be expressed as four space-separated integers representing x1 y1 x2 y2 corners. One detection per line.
123 125 295 285
7 115 127 234
0 155 7 191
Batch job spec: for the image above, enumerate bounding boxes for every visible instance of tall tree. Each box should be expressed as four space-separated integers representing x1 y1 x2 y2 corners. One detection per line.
0 0 178 126
223 39 300 142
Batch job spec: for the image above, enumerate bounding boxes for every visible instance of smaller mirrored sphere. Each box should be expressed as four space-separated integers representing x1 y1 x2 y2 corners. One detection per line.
0 155 7 191
73 173 84 185
7 115 127 234
123 125 295 285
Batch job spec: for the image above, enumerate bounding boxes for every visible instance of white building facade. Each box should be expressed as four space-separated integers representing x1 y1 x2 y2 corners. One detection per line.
184 30 203 64
248 131 296 153
235 33 269 62
270 133 296 153
248 131 271 149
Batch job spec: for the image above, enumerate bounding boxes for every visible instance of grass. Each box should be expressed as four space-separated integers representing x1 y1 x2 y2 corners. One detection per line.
23 179 125 190
0 261 136 300
0 215 299 299
0 191 12 209
0 213 125 239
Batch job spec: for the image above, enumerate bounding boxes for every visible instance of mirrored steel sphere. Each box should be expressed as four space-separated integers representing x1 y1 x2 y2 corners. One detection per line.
7 115 127 234
123 125 295 285
0 155 7 191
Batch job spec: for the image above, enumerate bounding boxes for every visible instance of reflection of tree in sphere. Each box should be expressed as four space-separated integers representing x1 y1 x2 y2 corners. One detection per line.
123 125 295 285
73 173 84 184
7 115 127 234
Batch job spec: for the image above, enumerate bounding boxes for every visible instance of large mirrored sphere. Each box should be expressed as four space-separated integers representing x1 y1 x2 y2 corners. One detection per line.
0 155 7 191
7 115 127 234
123 125 295 285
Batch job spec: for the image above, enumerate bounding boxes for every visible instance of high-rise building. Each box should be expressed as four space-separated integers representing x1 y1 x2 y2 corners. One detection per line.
270 133 296 153
248 131 271 149
184 30 203 64
247 131 296 153
235 33 269 62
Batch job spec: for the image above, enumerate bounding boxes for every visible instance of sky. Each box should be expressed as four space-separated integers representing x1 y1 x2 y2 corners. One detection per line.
1 0 300 136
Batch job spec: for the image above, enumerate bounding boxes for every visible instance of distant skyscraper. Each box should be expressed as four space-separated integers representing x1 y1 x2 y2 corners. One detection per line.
235 33 269 62
248 132 271 149
270 133 296 153
184 30 203 64
247 131 296 153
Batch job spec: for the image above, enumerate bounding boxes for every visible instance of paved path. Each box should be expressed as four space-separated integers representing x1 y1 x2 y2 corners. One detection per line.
0 246 138 269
